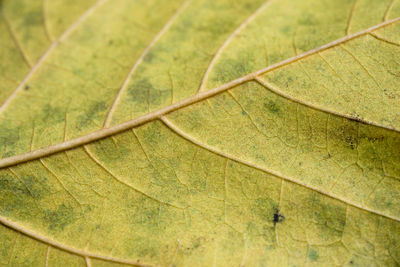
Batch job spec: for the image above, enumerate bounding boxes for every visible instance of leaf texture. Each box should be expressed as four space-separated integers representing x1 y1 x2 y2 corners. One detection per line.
0 0 400 266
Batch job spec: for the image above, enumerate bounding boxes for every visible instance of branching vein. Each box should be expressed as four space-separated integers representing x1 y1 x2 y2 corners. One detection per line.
0 0 109 115
103 0 191 127
0 17 398 169
198 0 273 92
83 146 184 209
0 215 151 266
1 10 32 67
160 116 400 223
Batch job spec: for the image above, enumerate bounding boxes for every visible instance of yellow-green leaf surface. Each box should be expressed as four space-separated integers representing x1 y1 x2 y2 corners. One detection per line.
0 0 400 266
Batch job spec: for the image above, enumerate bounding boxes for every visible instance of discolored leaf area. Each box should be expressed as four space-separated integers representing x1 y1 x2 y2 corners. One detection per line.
0 0 400 266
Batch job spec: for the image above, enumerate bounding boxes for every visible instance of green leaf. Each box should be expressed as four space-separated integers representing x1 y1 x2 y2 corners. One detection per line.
0 0 399 266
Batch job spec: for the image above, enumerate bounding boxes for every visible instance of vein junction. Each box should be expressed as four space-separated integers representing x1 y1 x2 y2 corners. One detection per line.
0 17 399 169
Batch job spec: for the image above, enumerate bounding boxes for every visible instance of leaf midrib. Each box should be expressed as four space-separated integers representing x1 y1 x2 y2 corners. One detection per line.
0 17 399 169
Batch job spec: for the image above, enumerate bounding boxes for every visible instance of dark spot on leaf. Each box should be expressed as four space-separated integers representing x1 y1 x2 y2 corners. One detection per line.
77 101 107 128
0 175 30 196
43 203 76 231
141 121 166 145
348 113 367 125
264 100 279 113
332 123 359 150
193 238 201 249
308 248 319 261
143 52 155 63
214 53 254 84
42 104 64 123
24 85 30 91
0 173 47 217
307 194 346 237
0 125 22 157
20 175 48 199
344 135 357 150
92 137 131 162
273 209 285 225
129 79 152 103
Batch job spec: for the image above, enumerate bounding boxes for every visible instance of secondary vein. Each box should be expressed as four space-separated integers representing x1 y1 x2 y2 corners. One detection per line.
160 116 400 223
0 17 398 169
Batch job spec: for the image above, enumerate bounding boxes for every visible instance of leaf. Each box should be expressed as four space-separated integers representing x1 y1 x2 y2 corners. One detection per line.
0 0 399 266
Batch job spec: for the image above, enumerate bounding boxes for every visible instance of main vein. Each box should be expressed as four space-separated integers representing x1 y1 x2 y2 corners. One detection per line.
0 17 398 169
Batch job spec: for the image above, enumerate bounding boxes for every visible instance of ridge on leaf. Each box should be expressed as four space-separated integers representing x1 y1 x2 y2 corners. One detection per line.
0 17 398 169
0 0 400 266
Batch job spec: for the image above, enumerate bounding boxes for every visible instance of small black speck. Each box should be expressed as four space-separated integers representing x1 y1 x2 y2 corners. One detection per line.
265 100 280 113
241 111 246 115
24 85 30 90
349 260 354 264
273 209 285 225
349 113 367 125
